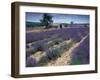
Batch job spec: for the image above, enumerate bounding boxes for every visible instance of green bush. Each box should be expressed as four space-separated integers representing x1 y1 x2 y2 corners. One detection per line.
46 41 55 48
38 56 49 66
46 46 64 60
53 38 63 45
31 47 38 54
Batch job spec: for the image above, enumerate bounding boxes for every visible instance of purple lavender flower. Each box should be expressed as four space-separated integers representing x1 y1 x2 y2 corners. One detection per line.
26 56 37 67
26 27 89 43
70 35 89 65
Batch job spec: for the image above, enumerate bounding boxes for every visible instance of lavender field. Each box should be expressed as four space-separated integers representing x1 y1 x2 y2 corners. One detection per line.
26 12 90 67
26 27 89 67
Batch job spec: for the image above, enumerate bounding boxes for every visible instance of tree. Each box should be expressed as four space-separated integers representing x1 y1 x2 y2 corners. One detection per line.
40 13 53 29
70 21 74 25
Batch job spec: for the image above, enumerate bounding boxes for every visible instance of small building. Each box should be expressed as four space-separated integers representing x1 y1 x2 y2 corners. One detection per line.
58 24 65 28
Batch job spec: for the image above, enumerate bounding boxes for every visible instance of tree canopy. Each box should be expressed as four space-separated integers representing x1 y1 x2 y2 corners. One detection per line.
40 13 53 29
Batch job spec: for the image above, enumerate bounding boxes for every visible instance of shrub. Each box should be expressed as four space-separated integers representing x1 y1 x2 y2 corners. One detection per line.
52 47 61 58
59 42 68 50
37 43 49 51
46 41 55 48
46 47 62 60
38 56 49 66
53 38 63 45
26 51 31 58
31 47 38 54
26 47 38 58
26 56 37 67
46 48 54 60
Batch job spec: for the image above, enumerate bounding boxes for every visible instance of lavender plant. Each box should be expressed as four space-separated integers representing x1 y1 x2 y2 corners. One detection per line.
70 35 89 65
26 56 37 67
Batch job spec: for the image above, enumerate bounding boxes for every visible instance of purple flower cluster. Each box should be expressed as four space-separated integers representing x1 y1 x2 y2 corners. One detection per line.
26 27 89 43
26 56 37 67
70 35 89 65
26 27 90 67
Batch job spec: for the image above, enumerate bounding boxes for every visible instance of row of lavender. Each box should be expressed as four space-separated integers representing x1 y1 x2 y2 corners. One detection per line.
26 40 75 67
26 27 89 43
26 35 64 57
70 35 89 65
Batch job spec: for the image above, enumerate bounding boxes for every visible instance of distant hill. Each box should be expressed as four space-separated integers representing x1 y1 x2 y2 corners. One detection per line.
26 22 44 27
26 21 68 28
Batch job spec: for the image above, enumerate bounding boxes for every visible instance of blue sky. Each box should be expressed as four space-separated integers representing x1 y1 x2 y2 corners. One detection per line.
26 12 90 24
